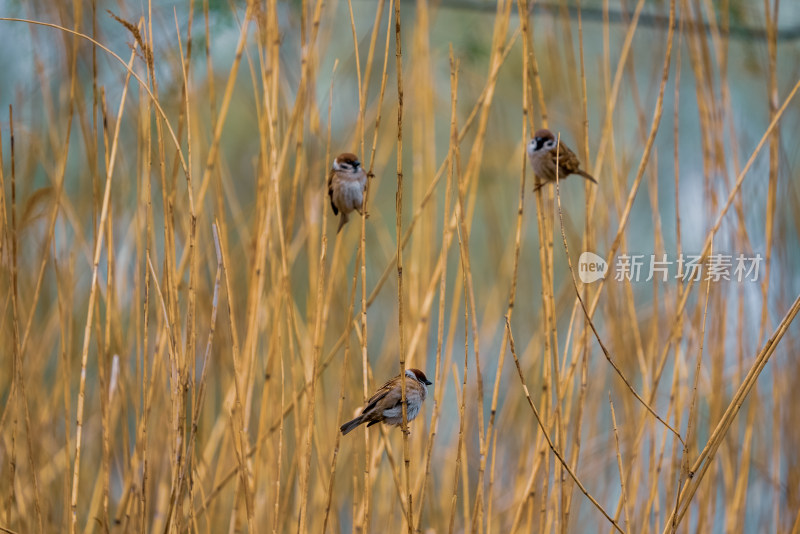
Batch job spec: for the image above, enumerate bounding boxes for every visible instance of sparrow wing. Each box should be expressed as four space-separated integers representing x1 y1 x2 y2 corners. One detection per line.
361 377 395 414
362 375 407 415
361 389 389 415
550 142 583 175
373 384 403 413
328 169 338 215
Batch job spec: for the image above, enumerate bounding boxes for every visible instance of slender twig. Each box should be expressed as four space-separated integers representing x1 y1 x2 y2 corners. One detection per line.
663 293 800 532
69 48 136 534
505 318 626 534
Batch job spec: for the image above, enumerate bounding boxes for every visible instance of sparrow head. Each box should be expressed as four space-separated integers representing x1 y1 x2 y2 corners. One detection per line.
333 152 361 173
406 368 433 386
528 129 557 155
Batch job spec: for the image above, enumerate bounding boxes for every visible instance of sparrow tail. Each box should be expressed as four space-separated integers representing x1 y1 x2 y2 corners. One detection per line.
576 169 598 184
340 416 363 435
336 212 349 234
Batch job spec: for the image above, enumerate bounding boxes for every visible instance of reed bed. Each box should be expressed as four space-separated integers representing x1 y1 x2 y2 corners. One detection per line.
1 0 800 532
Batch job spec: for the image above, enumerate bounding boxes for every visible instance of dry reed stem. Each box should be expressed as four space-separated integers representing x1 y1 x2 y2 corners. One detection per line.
214 220 255 531
548 17 687 514
358 1 394 530
4 102 44 534
15 61 75 364
505 317 626 534
448 220 470 534
0 18 189 177
413 62 456 529
584 0 676 323
320 57 342 532
449 34 488 529
322 251 360 533
296 132 329 534
553 141 684 445
569 1 593 522
644 73 800 420
608 394 631 531
272 325 285 534
2 2 798 532
761 4 781 528
484 0 530 423
445 6 516 531
589 0 646 178
69 47 136 534
391 4 415 533
664 292 800 531
670 249 713 532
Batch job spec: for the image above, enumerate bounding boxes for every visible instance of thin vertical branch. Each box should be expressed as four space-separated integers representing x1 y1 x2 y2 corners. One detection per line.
505 318 626 534
393 2 414 532
70 49 137 534
609 394 632 531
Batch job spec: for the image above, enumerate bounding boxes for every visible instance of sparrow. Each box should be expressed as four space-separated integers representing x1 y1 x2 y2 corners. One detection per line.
328 152 368 233
527 129 597 191
340 368 433 435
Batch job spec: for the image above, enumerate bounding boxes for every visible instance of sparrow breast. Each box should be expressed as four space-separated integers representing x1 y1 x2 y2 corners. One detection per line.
332 176 366 213
381 382 425 426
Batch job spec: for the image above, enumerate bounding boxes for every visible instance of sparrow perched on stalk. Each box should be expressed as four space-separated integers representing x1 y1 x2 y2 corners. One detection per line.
340 368 433 435
328 152 368 233
527 129 597 191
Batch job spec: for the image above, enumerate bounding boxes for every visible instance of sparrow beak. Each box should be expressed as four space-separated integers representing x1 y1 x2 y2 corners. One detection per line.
424 378 433 386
